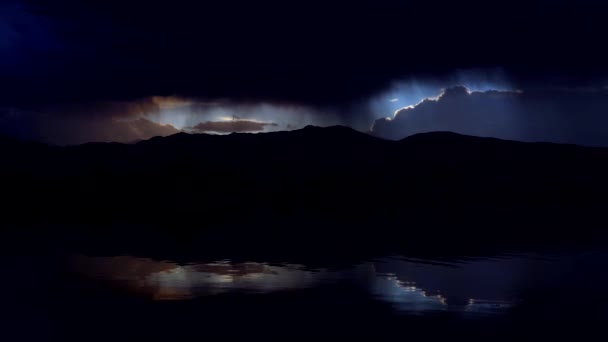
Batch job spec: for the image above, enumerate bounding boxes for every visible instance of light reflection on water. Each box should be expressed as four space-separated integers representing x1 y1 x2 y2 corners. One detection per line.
69 250 608 317
70 253 566 315
71 256 338 300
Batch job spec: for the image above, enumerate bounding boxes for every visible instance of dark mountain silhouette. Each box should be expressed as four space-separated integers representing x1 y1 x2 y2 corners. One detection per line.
2 126 608 259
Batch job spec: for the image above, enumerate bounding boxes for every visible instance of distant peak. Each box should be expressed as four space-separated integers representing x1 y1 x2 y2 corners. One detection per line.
300 125 356 133
405 131 467 139
399 131 520 147
399 131 481 144
302 125 323 130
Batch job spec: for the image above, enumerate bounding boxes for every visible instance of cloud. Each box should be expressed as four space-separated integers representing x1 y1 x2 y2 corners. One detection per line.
189 119 279 134
371 86 608 147
0 99 181 145
0 95 336 144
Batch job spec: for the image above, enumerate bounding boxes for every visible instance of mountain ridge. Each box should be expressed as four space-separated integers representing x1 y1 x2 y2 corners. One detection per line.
1 125 604 151
2 124 608 254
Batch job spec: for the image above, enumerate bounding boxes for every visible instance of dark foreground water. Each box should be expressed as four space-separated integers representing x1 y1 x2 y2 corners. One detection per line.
2 230 608 341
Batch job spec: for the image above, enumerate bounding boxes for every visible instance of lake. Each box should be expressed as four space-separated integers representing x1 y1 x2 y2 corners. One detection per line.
3 240 608 340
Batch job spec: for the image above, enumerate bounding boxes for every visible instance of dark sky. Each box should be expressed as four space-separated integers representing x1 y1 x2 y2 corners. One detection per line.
2 0 608 105
2 0 608 145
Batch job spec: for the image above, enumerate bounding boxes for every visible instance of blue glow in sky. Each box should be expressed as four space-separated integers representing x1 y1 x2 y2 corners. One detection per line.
367 69 514 123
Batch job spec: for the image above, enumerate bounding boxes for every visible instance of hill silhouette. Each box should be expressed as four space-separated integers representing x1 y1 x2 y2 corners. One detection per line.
2 126 608 259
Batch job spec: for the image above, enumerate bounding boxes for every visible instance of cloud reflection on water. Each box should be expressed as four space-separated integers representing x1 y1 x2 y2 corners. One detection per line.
70 254 525 315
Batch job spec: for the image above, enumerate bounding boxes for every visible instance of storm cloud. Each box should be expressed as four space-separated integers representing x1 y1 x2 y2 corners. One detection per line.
371 86 608 147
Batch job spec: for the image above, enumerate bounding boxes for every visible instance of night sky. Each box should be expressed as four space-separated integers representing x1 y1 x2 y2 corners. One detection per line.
2 0 608 145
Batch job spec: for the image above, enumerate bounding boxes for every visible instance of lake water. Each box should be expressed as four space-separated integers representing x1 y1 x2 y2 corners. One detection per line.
67 251 607 316
4 239 608 340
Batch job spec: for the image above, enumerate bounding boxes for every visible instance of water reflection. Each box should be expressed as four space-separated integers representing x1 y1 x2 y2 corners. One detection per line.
71 256 341 300
71 253 551 315
368 273 448 314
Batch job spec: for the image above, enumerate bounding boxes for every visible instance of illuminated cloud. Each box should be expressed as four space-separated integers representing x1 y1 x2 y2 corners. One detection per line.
363 69 515 126
145 100 336 132
189 119 279 134
372 86 608 146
